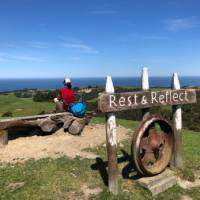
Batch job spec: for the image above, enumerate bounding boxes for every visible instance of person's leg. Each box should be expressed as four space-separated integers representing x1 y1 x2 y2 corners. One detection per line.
55 101 64 112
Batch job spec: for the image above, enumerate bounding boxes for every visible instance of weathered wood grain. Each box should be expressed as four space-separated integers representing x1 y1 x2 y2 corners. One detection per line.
171 73 183 168
98 89 196 113
68 118 87 135
0 130 8 145
0 112 92 145
105 76 119 195
0 112 73 122
0 112 94 130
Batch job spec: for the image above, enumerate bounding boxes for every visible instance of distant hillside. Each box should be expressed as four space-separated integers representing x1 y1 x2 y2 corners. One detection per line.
0 87 200 132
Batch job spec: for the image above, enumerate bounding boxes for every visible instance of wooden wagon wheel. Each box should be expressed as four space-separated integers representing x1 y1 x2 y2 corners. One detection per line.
132 115 173 176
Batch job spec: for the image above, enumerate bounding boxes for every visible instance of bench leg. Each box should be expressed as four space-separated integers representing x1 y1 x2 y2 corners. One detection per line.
0 130 8 145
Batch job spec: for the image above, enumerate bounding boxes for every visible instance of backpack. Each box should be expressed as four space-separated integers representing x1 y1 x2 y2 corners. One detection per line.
68 101 87 118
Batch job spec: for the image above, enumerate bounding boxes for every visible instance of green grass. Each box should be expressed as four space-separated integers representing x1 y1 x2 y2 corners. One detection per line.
0 98 200 200
0 156 186 200
87 97 98 103
181 129 200 181
0 157 104 200
0 93 54 118
91 116 139 130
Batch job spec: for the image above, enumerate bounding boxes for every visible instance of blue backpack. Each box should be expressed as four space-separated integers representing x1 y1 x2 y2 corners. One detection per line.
69 102 87 117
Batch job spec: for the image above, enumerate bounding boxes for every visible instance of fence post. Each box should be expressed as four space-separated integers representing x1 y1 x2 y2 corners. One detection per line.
171 73 183 168
0 130 8 145
105 76 119 194
141 67 150 119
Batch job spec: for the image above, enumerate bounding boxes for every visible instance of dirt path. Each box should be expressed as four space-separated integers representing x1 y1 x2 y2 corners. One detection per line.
0 124 130 163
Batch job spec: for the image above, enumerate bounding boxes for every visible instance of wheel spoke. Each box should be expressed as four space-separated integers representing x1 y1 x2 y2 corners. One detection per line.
142 152 155 166
140 137 149 150
160 131 169 144
148 128 166 149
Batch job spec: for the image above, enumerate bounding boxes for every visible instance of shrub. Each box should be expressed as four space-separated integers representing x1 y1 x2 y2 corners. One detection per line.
14 91 33 98
33 90 58 102
2 111 13 117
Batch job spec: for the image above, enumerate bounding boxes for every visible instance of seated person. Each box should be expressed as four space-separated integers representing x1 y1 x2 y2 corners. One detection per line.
54 78 76 112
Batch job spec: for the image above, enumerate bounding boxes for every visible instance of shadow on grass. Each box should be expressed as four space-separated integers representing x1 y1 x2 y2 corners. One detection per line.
91 149 142 186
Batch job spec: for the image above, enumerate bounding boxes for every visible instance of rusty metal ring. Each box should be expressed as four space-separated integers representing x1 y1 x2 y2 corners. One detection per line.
132 115 173 176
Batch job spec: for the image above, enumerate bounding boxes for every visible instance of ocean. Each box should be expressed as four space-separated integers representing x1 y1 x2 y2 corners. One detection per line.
0 77 200 92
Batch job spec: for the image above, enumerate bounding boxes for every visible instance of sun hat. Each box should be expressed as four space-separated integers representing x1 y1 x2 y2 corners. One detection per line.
64 78 71 84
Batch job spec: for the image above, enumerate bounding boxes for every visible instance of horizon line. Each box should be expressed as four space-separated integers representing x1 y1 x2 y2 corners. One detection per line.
0 75 200 79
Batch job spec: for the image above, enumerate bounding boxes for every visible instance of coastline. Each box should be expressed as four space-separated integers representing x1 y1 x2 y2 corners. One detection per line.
0 76 200 92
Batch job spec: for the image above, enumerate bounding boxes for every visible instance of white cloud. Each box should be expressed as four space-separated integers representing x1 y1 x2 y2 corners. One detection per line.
117 34 168 42
61 43 99 54
90 10 118 14
142 35 168 40
12 56 45 62
165 17 199 31
6 44 17 48
0 52 45 62
29 41 49 49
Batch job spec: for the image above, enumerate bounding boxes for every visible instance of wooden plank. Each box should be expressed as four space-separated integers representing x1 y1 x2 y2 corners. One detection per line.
0 120 39 130
0 111 94 132
98 89 196 113
0 111 95 123
0 112 72 123
171 73 183 168
105 76 119 195
0 112 72 130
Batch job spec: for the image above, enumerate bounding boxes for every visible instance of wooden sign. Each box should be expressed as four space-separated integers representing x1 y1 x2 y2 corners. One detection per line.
98 89 196 113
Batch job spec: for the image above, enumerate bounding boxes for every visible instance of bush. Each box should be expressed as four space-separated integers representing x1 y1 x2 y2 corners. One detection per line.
2 111 13 117
38 111 47 115
14 91 33 98
33 90 58 102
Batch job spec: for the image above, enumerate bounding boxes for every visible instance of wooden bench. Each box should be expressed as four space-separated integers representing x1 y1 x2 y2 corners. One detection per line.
0 112 95 145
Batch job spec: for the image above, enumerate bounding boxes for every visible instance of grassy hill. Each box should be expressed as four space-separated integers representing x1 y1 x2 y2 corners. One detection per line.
0 93 54 118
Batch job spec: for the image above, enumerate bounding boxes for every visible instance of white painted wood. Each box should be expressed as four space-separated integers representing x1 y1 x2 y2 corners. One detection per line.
174 107 182 130
142 67 150 119
106 114 117 146
105 75 117 147
172 72 183 168
106 76 115 93
172 73 180 89
105 76 118 194
142 67 150 90
172 73 182 130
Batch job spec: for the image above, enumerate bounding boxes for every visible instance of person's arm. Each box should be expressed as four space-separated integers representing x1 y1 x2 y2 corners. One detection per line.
54 89 62 102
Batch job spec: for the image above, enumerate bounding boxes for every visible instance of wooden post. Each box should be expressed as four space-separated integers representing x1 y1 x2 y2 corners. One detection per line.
171 73 183 168
141 66 150 119
105 76 119 194
0 130 8 145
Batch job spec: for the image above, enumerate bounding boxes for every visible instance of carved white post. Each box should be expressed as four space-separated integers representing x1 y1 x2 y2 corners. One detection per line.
105 76 119 194
141 67 150 119
172 73 183 168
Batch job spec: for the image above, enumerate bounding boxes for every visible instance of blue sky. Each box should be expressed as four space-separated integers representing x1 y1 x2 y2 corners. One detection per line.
0 0 200 78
